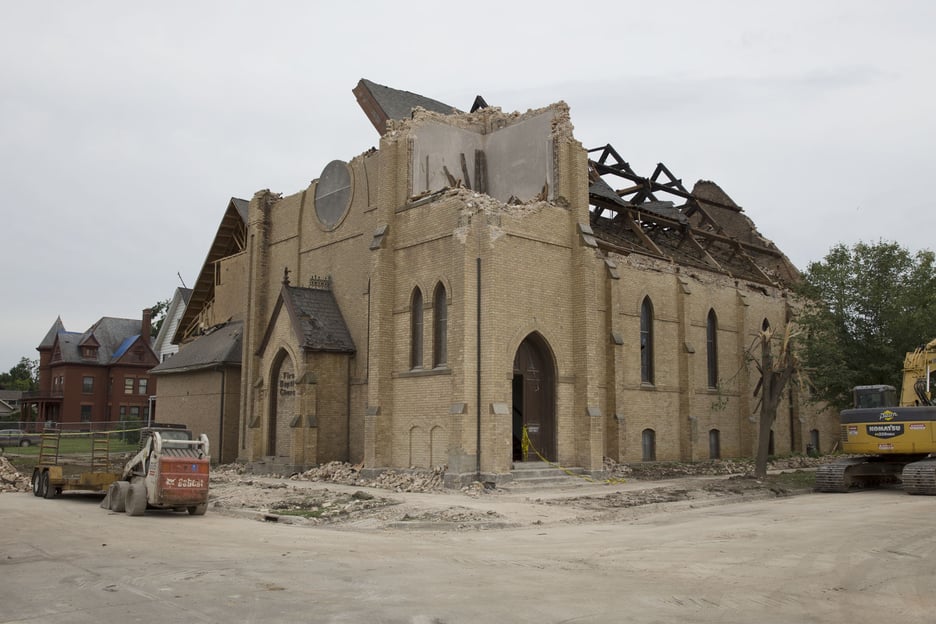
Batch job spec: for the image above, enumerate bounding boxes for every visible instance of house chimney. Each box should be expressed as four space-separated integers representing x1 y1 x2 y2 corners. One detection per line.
142 308 152 345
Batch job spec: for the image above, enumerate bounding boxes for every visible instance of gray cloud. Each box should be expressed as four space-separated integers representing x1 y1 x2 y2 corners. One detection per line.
1 1 934 368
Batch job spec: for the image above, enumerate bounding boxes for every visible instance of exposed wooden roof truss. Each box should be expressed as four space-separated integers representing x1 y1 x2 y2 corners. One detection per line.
587 144 788 286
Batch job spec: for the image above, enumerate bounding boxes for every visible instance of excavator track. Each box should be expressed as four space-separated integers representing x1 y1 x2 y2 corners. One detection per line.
815 458 866 492
902 458 936 495
814 457 904 493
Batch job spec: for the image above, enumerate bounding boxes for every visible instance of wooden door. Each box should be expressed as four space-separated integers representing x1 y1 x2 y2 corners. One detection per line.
512 334 556 461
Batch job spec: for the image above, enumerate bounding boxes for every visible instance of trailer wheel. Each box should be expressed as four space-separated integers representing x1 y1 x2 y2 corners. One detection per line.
31 469 42 497
126 481 146 516
187 503 208 516
41 471 56 499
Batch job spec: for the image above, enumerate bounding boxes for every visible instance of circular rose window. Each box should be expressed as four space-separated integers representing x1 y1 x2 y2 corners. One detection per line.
314 160 352 229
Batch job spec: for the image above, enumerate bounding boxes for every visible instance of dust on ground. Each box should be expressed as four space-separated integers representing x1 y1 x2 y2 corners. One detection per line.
2 454 832 530
204 457 831 530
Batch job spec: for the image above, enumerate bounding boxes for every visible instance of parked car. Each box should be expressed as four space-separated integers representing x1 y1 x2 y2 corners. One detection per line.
0 429 41 447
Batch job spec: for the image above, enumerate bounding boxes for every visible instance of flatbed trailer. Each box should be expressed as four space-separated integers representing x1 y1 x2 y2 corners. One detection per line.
31 428 124 499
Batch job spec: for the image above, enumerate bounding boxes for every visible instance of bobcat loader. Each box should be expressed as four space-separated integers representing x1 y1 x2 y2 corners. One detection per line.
101 424 210 516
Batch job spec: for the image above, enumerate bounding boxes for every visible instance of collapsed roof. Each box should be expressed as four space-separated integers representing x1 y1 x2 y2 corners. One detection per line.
587 145 799 286
355 79 799 287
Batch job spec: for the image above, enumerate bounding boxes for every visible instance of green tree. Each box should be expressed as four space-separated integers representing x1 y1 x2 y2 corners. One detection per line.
0 357 39 391
797 241 936 410
150 299 170 338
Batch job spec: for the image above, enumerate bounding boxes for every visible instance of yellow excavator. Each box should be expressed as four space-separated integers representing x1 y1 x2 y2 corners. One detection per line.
816 338 936 494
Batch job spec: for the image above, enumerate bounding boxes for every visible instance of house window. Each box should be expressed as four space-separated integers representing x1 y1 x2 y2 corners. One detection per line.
82 376 94 393
641 428 656 461
129 406 140 420
119 406 126 419
709 429 721 459
138 378 148 395
80 405 92 422
706 309 718 388
432 283 447 368
640 297 654 384
410 287 423 369
124 378 134 394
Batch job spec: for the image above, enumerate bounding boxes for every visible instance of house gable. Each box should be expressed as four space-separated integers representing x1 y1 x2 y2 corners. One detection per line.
175 198 249 345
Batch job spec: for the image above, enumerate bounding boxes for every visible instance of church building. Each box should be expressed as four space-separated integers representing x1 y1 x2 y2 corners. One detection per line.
153 80 831 484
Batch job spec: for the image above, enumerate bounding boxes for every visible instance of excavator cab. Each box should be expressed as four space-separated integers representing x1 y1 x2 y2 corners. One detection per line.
852 385 897 409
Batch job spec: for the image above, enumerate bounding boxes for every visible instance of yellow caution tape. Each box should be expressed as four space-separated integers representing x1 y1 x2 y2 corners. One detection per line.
521 425 626 485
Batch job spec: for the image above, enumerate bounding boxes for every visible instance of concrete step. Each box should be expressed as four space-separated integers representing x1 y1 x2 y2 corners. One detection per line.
510 461 588 488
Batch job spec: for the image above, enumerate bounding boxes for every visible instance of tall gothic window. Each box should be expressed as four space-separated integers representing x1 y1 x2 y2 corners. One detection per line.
706 309 718 388
410 288 423 369
432 283 447 368
709 429 721 459
640 297 655 384
642 428 656 461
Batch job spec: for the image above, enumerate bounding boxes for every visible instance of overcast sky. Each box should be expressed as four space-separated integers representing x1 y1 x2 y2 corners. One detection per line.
2 1 934 371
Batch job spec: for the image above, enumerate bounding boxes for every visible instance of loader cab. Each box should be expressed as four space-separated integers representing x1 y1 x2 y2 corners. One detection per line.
139 424 193 450
853 385 898 409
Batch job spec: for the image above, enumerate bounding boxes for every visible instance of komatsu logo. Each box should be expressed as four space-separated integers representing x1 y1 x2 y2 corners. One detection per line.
879 410 897 421
867 423 904 438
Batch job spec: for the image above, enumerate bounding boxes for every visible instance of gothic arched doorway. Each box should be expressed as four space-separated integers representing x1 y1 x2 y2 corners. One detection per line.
268 350 296 458
512 333 556 462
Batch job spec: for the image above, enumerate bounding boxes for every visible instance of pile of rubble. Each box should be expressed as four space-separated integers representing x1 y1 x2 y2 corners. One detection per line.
265 488 397 525
0 456 31 493
292 462 445 493
605 455 832 481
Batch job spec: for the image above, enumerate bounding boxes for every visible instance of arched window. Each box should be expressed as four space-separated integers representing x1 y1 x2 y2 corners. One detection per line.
709 429 721 459
762 318 771 331
432 283 447 368
410 288 423 369
641 428 656 461
706 309 718 388
640 297 655 384
768 430 775 456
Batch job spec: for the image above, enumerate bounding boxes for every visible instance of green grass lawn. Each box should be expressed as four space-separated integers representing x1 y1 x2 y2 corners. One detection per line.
3 434 139 476
766 470 816 489
4 435 139 456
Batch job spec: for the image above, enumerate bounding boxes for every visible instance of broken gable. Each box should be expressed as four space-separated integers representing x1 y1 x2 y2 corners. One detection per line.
175 197 249 344
406 105 564 204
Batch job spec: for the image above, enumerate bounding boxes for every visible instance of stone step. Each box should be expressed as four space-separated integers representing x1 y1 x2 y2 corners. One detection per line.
510 461 588 488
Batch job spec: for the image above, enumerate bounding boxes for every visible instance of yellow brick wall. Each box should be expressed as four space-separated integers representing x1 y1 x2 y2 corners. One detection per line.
232 102 836 479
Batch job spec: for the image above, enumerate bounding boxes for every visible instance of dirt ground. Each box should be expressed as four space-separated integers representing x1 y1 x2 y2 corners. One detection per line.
200 456 827 530
5 454 936 623
1 454 827 530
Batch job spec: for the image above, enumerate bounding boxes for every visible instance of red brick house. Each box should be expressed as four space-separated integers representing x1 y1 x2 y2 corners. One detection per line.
22 310 159 430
